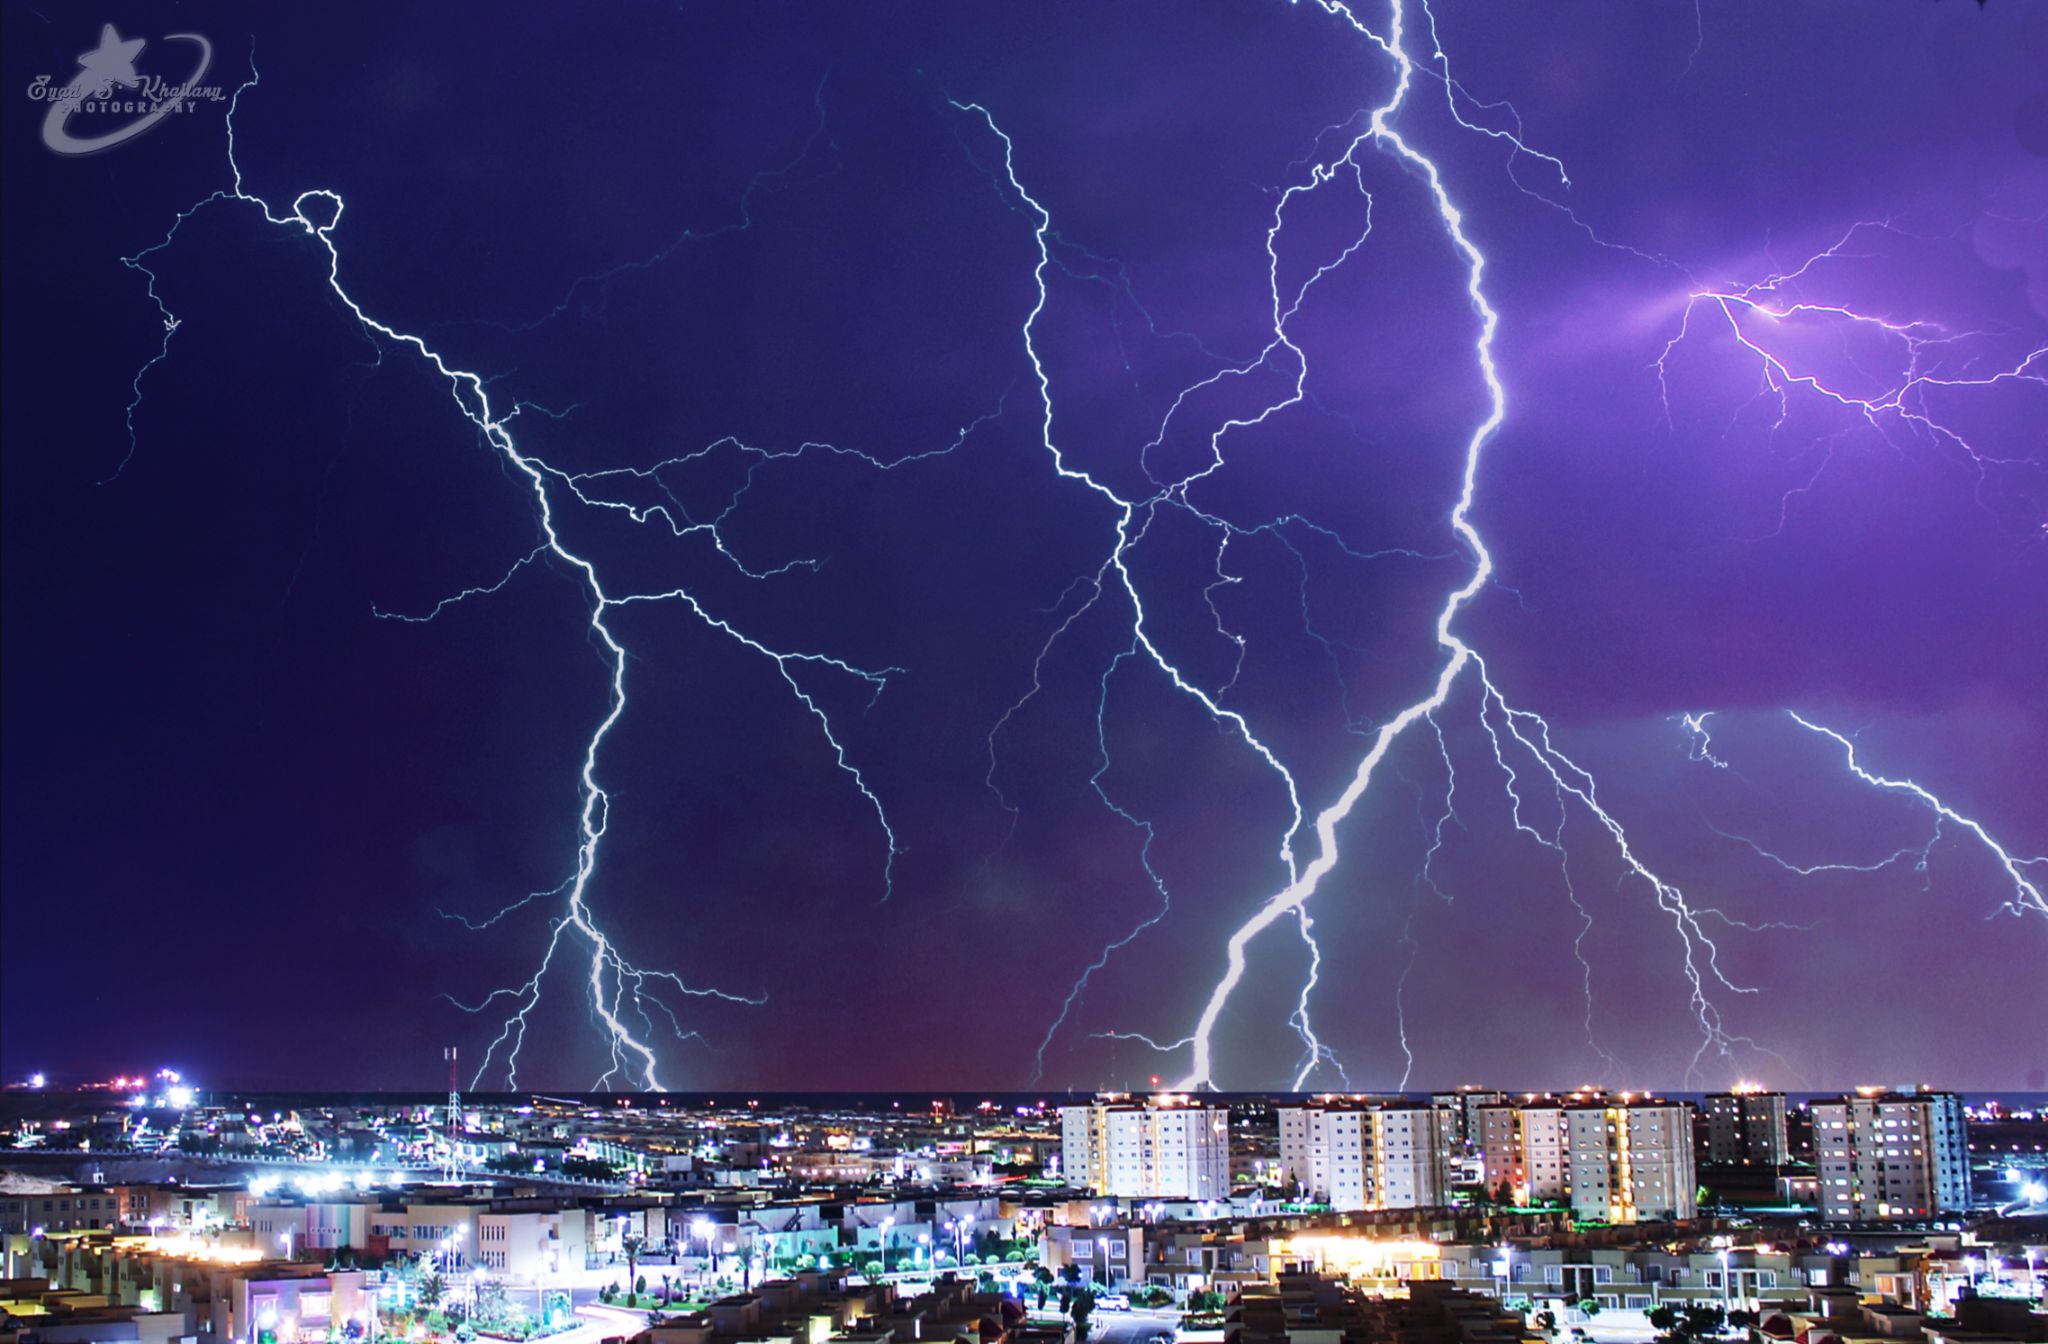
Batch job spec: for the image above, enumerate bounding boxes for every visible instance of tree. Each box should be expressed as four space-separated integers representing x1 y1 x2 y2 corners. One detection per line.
1649 1303 1726 1344
625 1233 646 1301
1034 1265 1054 1309
1070 1289 1096 1342
419 1270 446 1308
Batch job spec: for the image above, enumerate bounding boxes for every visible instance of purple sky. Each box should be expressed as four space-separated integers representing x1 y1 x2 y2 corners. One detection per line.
2 0 2043 1092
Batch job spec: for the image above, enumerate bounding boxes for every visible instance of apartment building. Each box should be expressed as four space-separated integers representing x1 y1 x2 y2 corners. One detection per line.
1060 1095 1230 1199
1810 1090 1969 1220
1478 1093 1696 1222
1478 1101 1569 1206
1703 1090 1790 1166
1429 1090 1508 1151
1564 1100 1695 1223
1278 1100 1452 1211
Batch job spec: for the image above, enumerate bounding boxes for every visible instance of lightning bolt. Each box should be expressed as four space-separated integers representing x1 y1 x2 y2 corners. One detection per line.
1681 713 2042 921
1164 0 1505 1090
1154 0 1788 1089
1679 711 1729 769
1787 712 2046 919
954 92 1367 1082
114 53 976 1090
1657 220 2048 536
105 15 2033 1093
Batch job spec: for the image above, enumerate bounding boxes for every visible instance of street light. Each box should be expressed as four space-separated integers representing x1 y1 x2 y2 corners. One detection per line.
692 1216 714 1287
880 1217 895 1276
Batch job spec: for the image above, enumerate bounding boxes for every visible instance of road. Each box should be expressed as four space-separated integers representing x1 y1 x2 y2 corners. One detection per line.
1084 1307 1183 1344
549 1303 648 1343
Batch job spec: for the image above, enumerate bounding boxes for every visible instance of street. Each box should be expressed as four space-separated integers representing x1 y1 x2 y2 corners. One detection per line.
548 1303 648 1344
1083 1306 1183 1344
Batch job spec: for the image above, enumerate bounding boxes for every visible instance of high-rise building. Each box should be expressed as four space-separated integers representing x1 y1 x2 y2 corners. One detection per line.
1478 1099 1569 1206
1810 1089 1969 1221
1431 1088 1508 1151
1703 1089 1790 1166
1564 1099 1696 1223
1060 1095 1231 1199
1278 1099 1453 1210
1478 1092 1697 1223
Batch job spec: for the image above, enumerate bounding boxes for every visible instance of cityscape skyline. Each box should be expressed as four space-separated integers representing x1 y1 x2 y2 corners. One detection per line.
4 0 2045 1094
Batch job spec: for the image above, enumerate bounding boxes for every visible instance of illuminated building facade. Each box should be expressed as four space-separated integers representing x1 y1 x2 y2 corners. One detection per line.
1564 1100 1695 1223
1429 1089 1508 1151
1478 1093 1696 1223
1060 1095 1230 1199
1278 1100 1453 1210
1811 1090 1969 1220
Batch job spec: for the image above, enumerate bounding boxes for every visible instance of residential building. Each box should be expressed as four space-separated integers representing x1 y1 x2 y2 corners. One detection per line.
1478 1093 1696 1222
1430 1090 1508 1151
1703 1090 1790 1166
1278 1100 1452 1210
1810 1090 1969 1220
1564 1100 1695 1223
0 1186 121 1236
1060 1096 1230 1199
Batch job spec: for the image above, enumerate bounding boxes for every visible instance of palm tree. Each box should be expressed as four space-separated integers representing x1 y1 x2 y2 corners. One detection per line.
625 1233 646 1304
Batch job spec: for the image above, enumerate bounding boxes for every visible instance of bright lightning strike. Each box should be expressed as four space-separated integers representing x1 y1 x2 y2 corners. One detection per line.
1788 712 2046 919
1658 220 2048 535
112 55 947 1090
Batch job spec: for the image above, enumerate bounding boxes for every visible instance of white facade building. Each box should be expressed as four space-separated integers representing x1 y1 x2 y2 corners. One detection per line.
1278 1101 1452 1210
1479 1094 1696 1223
1811 1090 1969 1220
1061 1096 1230 1199
1564 1101 1695 1223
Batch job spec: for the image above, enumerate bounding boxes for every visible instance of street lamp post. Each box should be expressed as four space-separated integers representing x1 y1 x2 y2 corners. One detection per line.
879 1217 895 1277
692 1217 714 1290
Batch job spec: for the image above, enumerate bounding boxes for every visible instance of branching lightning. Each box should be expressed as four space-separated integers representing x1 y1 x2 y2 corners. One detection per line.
965 0 1803 1088
103 7 2040 1093
1788 712 2046 919
116 54 944 1090
1657 220 2048 535
1680 713 2044 922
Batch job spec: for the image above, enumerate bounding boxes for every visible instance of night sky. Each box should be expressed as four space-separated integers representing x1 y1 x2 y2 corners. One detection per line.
3 1 2043 1094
